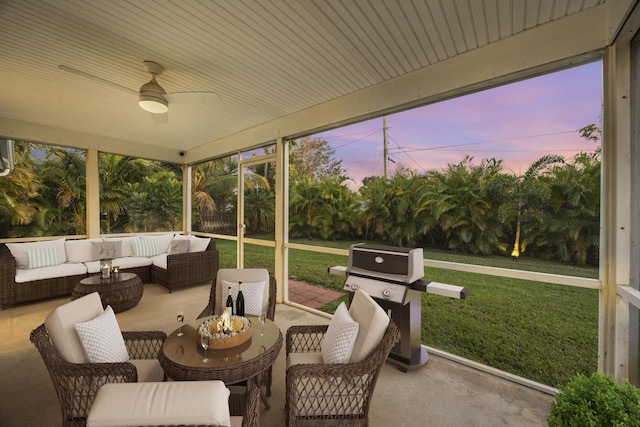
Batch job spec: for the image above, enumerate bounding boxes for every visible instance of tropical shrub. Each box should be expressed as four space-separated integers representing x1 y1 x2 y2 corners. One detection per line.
547 372 640 426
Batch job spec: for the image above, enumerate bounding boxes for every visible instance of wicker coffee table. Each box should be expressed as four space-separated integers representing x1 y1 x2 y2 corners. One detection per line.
71 272 143 313
159 315 282 385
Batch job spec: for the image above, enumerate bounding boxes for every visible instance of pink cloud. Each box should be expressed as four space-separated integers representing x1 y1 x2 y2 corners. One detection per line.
317 62 601 188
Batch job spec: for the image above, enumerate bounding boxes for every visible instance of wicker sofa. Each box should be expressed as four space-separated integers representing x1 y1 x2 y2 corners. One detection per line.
0 234 219 309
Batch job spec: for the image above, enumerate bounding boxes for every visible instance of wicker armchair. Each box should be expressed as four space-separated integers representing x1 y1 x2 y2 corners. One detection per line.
30 293 166 427
285 304 400 426
198 268 277 400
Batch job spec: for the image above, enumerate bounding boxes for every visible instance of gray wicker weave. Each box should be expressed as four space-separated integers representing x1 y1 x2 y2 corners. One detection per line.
30 323 167 427
285 321 401 427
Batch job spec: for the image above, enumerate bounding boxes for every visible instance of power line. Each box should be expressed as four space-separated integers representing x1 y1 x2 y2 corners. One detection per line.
397 129 583 153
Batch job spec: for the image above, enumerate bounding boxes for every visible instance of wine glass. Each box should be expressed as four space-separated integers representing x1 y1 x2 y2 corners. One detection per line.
259 313 267 337
201 335 210 363
176 311 184 336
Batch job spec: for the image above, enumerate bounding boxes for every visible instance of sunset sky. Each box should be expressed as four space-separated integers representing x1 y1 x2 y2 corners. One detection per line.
315 61 603 188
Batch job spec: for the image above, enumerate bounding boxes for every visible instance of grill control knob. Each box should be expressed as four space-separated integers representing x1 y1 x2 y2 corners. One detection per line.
382 288 394 299
350 283 358 290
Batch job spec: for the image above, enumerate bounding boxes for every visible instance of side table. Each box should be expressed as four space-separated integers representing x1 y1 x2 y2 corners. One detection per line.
71 272 143 313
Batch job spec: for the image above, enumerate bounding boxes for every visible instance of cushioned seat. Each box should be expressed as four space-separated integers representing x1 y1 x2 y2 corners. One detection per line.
87 381 260 427
87 381 231 427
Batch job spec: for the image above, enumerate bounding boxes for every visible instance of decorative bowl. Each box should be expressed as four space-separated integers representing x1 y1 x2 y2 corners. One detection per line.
198 315 252 349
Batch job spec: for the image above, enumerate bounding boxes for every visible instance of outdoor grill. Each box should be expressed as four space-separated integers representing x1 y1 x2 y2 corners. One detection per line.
329 243 468 371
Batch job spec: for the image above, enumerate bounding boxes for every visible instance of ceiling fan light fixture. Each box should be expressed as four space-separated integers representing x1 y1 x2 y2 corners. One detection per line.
138 93 168 113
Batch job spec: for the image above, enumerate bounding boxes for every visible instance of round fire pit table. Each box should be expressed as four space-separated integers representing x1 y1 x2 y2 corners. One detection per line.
71 272 143 313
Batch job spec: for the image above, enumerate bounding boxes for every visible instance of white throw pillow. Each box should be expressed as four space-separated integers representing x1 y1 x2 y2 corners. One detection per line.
188 236 211 252
25 246 61 269
321 302 359 364
132 238 160 257
221 279 266 316
74 305 129 363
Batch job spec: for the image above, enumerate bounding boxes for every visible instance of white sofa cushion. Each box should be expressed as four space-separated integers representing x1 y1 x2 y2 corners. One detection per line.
6 238 67 268
348 289 390 362
75 305 129 363
150 253 168 269
321 302 359 364
45 292 105 363
87 381 231 427
216 269 270 316
221 279 266 316
15 262 87 283
84 256 152 274
65 238 103 263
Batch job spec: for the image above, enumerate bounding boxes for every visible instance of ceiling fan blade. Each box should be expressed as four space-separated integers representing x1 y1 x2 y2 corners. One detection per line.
151 112 168 124
58 65 137 95
165 91 220 104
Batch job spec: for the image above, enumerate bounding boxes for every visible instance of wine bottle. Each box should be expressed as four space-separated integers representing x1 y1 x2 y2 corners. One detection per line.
225 286 234 315
236 281 245 317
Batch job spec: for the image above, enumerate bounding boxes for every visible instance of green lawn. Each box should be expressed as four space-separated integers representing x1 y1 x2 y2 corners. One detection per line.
215 238 598 387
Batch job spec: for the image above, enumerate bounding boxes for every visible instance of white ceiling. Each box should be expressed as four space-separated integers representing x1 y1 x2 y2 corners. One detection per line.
0 0 620 157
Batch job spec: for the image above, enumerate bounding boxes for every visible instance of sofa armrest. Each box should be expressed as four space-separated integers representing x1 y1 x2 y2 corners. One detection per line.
0 244 17 308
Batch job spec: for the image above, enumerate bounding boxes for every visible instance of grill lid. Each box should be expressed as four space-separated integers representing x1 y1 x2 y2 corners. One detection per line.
347 243 424 284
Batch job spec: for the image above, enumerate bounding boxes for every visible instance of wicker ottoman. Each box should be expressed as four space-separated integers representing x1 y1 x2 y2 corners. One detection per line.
71 272 143 313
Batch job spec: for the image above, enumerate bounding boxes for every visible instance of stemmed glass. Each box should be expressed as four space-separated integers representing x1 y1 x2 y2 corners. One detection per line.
176 311 184 337
259 313 267 337
201 335 210 363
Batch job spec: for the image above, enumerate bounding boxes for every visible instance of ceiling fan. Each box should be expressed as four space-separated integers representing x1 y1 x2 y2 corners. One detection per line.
58 61 220 121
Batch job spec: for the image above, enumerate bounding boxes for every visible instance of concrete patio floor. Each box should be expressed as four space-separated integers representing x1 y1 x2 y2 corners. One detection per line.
0 282 554 426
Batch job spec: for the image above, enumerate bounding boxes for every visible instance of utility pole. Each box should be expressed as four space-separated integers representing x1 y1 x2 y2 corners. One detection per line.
383 116 388 179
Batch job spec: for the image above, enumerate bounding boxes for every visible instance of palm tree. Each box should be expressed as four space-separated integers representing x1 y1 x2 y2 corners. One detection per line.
358 171 433 247
426 157 509 254
38 146 87 234
504 154 564 260
0 141 39 237
99 154 149 233
192 157 272 234
125 171 183 231
542 153 600 265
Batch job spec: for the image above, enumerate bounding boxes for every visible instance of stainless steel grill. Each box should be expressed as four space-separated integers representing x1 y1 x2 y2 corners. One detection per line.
330 243 468 371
